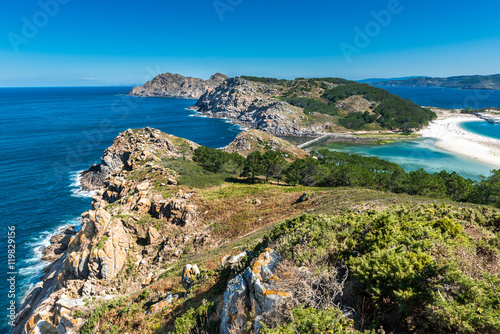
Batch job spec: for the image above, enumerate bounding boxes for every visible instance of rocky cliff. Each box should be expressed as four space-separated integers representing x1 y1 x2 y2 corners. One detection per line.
192 77 336 137
80 127 199 190
223 129 308 159
15 128 312 334
127 73 228 98
14 128 207 333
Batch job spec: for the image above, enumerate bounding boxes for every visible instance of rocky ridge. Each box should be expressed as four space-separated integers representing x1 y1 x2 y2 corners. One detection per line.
14 128 208 334
127 73 228 99
192 77 336 137
223 129 308 159
15 127 312 334
80 127 199 190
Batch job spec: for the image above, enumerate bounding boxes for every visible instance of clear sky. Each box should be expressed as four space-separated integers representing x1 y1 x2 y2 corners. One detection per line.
1 0 500 87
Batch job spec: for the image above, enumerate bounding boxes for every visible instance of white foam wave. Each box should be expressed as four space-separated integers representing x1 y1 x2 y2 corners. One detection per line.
18 217 82 301
69 170 96 198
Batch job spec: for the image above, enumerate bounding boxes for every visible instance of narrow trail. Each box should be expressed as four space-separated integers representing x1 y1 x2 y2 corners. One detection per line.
297 134 330 148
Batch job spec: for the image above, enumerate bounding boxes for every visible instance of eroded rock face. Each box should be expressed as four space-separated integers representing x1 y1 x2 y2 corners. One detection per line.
194 78 330 137
220 249 291 334
65 205 131 281
80 127 199 190
182 264 200 292
16 128 209 334
127 73 228 99
88 221 130 280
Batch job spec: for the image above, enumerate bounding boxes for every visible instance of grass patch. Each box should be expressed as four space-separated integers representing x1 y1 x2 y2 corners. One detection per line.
162 159 230 188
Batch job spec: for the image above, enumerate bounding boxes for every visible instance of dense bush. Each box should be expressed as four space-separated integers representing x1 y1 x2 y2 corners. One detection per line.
192 146 500 208
261 307 357 334
268 205 500 332
240 76 289 85
322 81 437 130
282 95 338 116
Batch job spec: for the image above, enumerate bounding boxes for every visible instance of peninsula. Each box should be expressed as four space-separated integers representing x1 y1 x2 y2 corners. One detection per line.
16 126 500 334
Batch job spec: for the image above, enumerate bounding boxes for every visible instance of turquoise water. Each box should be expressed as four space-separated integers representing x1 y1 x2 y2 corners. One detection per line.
322 139 497 181
460 121 500 140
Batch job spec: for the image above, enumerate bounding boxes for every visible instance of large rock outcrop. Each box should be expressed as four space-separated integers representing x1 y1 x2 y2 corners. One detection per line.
80 127 199 190
220 248 291 334
14 128 209 334
223 129 308 160
127 73 228 98
193 77 332 137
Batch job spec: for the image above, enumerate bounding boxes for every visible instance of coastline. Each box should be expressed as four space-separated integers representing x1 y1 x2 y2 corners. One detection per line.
418 110 500 168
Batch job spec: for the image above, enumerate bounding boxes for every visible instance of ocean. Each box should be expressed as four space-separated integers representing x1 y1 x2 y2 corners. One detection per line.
0 85 499 333
0 86 242 333
376 86 500 110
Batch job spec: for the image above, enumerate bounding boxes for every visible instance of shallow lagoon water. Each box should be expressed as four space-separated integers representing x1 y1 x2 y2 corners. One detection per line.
460 121 500 140
320 138 497 181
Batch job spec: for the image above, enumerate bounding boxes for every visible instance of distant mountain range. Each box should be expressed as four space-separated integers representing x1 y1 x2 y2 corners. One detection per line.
369 74 500 90
358 76 427 83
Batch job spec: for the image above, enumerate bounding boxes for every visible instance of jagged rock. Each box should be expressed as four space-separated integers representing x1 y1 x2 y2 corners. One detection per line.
182 264 200 292
80 128 199 190
128 73 228 99
29 320 58 334
146 226 161 245
223 129 309 160
222 251 250 275
135 196 151 213
194 78 331 137
260 265 273 282
67 208 113 279
147 292 182 314
296 192 310 203
220 249 291 333
81 281 92 297
88 220 130 280
220 274 248 334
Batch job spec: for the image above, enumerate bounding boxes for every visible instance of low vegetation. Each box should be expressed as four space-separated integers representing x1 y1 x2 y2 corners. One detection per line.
77 136 500 334
241 76 437 131
192 145 500 208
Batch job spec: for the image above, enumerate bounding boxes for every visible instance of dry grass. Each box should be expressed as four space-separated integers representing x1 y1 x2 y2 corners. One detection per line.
195 183 318 239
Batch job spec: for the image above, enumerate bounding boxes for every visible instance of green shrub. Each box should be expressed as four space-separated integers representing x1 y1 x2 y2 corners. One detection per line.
261 307 355 334
174 301 217 334
268 205 500 332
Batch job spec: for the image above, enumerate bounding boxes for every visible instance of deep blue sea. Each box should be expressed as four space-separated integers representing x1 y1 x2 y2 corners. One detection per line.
0 85 499 333
0 87 243 333
376 86 500 109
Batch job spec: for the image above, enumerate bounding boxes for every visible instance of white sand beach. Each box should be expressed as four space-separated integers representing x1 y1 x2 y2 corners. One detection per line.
418 110 500 168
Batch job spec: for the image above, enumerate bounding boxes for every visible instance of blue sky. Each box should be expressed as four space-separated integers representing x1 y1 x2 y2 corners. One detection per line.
1 0 500 86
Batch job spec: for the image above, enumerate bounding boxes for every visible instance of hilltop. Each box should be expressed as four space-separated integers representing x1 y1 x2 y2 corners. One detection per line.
15 127 500 334
193 76 436 136
129 73 437 137
372 73 500 90
222 129 308 159
128 73 228 99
